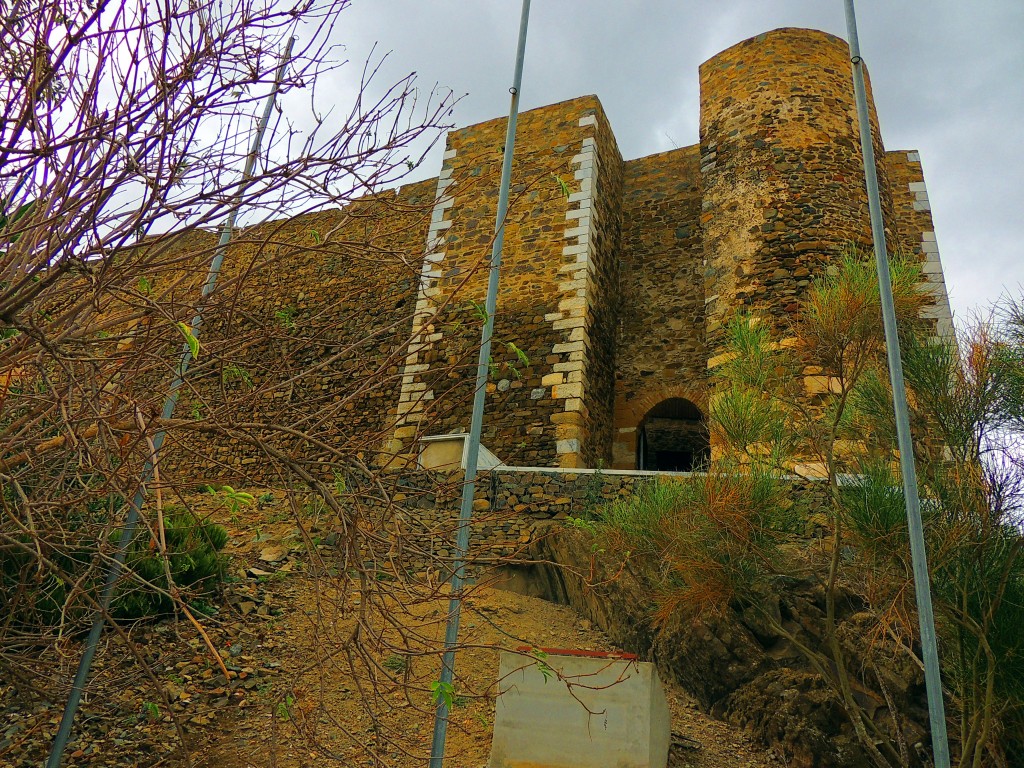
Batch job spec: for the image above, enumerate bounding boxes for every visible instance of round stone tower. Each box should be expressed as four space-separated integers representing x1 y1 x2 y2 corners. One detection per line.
699 28 896 361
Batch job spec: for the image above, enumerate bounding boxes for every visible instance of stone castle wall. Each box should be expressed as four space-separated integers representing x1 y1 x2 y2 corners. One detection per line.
699 28 896 367
612 146 707 468
387 96 625 470
150 27 954 481
884 151 955 338
153 184 434 482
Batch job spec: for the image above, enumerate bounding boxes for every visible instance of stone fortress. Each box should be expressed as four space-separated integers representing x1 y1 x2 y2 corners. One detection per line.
382 26 953 472
170 27 954 481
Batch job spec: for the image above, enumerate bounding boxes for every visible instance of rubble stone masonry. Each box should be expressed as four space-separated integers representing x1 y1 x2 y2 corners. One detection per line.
165 27 955 481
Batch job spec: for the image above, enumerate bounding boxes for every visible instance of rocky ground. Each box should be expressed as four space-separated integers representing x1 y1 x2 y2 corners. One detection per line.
1 490 784 768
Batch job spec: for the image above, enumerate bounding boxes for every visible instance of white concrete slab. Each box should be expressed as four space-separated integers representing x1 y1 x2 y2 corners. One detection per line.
488 649 671 768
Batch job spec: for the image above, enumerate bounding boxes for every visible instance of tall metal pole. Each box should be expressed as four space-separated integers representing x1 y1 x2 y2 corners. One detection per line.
428 2 531 765
46 38 294 768
842 4 951 766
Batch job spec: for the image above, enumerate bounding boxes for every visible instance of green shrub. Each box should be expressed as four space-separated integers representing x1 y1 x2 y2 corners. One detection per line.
596 468 797 619
0 502 228 630
112 510 228 619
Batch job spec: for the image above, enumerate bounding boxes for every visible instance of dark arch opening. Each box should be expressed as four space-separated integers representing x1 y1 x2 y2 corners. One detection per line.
636 398 710 472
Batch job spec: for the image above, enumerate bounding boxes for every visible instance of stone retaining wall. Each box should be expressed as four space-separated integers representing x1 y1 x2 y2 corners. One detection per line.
355 467 824 577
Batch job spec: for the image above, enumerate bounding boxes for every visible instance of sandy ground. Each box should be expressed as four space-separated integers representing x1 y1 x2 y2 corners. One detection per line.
2 490 785 768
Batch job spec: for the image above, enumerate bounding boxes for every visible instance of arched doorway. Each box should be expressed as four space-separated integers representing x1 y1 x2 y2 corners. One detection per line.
636 398 709 472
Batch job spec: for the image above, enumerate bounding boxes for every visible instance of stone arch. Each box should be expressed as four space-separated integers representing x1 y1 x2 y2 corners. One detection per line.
636 398 710 472
612 386 708 470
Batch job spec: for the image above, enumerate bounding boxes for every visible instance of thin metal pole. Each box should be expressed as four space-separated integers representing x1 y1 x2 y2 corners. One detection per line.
842 4 951 766
46 38 294 768
428 2 531 765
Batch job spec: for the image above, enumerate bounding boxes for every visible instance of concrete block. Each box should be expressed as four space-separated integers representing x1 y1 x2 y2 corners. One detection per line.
578 115 597 127
488 650 671 768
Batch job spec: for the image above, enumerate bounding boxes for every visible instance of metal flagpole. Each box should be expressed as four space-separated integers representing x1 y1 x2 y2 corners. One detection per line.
842 3 951 766
46 37 295 768
427 2 531 765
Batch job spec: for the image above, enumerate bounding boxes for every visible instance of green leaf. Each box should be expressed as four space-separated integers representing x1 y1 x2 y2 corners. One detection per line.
430 680 455 710
467 299 488 323
0 200 35 243
177 322 200 359
552 173 572 199
507 341 530 367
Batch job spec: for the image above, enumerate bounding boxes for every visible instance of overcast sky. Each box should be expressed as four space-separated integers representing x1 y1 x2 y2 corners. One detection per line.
324 1 1022 322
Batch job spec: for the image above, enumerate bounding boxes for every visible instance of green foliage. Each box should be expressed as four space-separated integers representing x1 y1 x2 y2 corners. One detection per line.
216 486 254 522
176 321 200 359
274 306 297 331
551 173 572 199
0 503 229 627
564 515 597 534
506 341 529 369
142 701 160 723
430 680 455 710
110 510 229 620
276 694 295 720
594 250 1024 764
222 363 254 389
466 299 488 324
597 471 795 619
837 461 912 560
530 648 554 683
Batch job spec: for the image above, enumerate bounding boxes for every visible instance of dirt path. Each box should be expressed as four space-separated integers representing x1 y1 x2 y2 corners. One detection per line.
196 579 783 768
1 491 784 768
